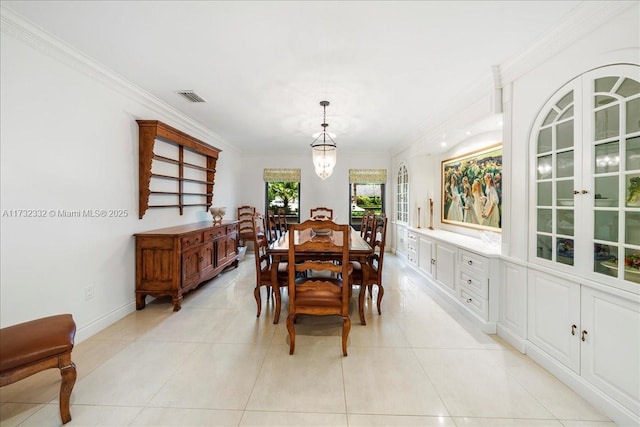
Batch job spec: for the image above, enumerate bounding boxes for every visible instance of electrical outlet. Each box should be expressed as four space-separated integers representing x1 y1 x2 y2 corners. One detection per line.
84 285 95 301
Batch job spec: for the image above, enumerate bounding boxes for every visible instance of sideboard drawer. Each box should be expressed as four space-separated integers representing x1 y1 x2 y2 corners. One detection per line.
457 286 488 319
204 228 225 241
458 269 488 298
181 233 203 248
458 249 489 277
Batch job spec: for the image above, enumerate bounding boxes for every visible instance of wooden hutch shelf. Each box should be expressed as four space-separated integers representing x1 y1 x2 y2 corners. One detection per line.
137 120 221 219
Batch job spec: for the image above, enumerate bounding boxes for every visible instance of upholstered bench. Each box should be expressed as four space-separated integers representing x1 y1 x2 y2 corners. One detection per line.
0 314 77 424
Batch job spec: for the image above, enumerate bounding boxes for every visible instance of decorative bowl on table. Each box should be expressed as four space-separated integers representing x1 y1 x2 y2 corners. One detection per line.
209 206 226 223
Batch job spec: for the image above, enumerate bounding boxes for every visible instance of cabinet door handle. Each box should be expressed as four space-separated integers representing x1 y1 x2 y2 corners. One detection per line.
571 324 577 335
468 260 473 265
581 330 588 341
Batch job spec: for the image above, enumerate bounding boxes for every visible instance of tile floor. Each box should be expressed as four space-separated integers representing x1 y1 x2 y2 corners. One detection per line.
0 254 616 426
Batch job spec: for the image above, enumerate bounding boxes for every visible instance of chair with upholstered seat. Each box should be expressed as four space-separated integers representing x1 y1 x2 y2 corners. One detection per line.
286 219 352 356
252 214 287 324
353 213 388 316
309 206 334 220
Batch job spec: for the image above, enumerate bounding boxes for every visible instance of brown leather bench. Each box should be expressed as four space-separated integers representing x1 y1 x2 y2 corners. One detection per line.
0 314 77 424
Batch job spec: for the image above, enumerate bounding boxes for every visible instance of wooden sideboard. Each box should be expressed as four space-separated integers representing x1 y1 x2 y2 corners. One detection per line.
135 220 239 311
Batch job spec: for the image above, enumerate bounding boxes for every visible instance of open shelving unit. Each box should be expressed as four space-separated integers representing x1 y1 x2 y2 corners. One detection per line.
137 120 221 219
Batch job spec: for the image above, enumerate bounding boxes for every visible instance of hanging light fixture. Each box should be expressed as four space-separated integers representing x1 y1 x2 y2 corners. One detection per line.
311 100 337 180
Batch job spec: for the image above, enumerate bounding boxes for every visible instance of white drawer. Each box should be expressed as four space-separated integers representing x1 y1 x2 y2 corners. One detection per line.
458 249 489 276
458 269 488 298
458 286 488 320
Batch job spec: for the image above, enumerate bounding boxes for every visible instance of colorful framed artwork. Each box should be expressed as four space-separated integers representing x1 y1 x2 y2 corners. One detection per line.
441 144 503 231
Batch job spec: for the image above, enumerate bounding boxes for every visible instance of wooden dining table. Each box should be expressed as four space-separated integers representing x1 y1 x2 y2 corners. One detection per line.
268 227 374 325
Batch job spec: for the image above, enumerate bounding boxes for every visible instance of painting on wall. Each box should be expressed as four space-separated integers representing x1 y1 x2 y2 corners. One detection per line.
441 144 503 231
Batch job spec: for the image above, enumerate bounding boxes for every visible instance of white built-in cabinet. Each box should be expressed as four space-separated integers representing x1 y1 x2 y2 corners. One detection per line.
527 269 640 420
529 64 640 294
406 228 499 332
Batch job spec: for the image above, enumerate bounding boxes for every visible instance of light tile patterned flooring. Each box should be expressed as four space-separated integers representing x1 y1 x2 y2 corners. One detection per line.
0 254 616 426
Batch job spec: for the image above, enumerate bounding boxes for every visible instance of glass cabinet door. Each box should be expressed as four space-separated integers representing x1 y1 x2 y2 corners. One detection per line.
530 64 640 290
534 90 577 266
592 73 640 284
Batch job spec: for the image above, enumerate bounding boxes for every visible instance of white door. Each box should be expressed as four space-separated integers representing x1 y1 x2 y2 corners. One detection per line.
418 237 434 277
435 243 456 293
581 286 640 416
527 269 581 373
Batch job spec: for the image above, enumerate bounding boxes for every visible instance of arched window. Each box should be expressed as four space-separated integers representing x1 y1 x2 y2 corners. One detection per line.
397 164 408 223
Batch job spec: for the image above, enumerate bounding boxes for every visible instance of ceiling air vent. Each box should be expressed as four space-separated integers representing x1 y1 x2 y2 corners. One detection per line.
177 90 206 103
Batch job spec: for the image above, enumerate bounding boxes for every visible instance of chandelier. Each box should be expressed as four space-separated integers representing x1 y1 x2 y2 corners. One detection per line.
310 100 337 180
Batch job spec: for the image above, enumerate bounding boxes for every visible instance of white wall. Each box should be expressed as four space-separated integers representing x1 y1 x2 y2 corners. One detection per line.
0 20 240 340
238 151 391 221
507 4 640 260
391 2 639 258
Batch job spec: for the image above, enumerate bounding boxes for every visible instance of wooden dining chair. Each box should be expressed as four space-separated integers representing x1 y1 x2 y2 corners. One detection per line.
286 219 352 356
360 210 376 244
237 205 257 246
275 208 288 236
309 206 334 220
265 210 279 243
252 214 287 324
353 213 388 316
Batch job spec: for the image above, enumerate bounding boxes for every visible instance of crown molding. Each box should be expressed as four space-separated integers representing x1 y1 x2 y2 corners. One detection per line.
500 1 636 84
0 5 237 153
395 1 636 158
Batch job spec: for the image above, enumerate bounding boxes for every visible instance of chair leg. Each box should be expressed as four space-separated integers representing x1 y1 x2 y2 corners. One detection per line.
376 284 384 315
358 285 367 325
254 286 261 317
341 316 351 357
266 285 271 301
59 356 76 424
273 286 281 324
286 314 296 355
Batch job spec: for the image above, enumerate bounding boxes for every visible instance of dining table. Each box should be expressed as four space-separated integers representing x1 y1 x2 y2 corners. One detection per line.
267 227 374 325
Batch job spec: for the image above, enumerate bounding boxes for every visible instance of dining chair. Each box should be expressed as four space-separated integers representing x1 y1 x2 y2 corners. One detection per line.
309 206 334 220
360 210 376 243
237 205 257 246
252 214 287 324
352 213 388 316
275 208 288 236
265 210 279 243
286 219 352 356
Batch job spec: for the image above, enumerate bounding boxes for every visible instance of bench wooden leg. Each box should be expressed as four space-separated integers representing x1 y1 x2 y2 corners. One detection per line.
58 354 76 424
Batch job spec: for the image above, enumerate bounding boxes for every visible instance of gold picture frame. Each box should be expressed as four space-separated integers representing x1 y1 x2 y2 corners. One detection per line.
441 144 503 231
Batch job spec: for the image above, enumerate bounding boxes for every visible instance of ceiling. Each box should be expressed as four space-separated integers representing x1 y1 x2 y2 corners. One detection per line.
2 1 585 155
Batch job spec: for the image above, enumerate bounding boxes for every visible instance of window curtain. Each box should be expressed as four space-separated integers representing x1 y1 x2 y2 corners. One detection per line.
349 169 387 184
263 168 301 182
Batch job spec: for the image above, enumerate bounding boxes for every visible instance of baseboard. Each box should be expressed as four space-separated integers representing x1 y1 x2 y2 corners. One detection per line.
496 323 526 353
75 301 136 344
526 342 640 427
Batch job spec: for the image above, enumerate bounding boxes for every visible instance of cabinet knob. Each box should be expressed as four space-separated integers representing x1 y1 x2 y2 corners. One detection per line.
468 260 473 265
573 190 579 195
467 279 472 285
571 324 577 335
431 259 435 264
581 190 589 194
200 256 204 262
581 330 588 341
466 298 472 303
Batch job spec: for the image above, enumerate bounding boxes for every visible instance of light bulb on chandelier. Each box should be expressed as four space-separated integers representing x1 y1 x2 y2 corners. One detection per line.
310 100 337 180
